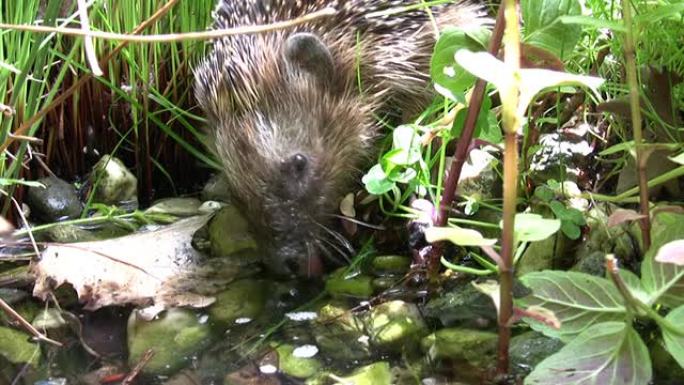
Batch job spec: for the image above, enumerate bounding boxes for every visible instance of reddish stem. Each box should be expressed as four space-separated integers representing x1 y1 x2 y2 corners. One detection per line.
433 4 505 228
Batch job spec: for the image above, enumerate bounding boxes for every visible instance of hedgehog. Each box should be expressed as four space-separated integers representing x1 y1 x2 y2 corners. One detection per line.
194 0 485 277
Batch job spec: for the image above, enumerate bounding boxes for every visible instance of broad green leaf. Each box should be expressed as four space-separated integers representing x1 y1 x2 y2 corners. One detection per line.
662 305 684 369
0 327 41 365
522 0 582 60
430 27 487 101
641 213 684 307
425 226 497 247
512 213 561 242
619 270 651 305
362 164 394 195
534 185 555 203
454 50 604 119
525 322 651 385
518 271 625 341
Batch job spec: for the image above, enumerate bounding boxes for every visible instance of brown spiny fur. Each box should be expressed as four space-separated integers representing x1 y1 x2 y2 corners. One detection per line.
194 0 485 276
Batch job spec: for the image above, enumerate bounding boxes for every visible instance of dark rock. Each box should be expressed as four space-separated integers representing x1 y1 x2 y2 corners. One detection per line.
27 176 82 222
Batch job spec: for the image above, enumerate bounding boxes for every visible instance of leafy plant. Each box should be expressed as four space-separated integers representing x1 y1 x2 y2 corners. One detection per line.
533 181 586 240
518 212 684 384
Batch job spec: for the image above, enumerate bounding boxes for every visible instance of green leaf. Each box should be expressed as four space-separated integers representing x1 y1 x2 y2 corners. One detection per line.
619 270 651 305
513 213 561 242
522 0 582 60
0 326 41 365
534 185 555 203
525 322 651 385
560 221 581 240
387 125 422 166
430 27 487 101
451 94 496 141
362 164 395 195
662 305 684 369
0 178 45 188
518 271 625 341
641 213 684 307
557 15 626 32
425 225 497 247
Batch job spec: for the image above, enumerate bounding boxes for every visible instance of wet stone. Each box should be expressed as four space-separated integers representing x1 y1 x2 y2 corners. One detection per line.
313 303 370 361
509 331 564 377
207 206 258 258
325 268 374 298
145 197 204 217
274 343 322 379
90 155 138 207
421 328 497 365
367 300 427 349
127 308 213 375
27 176 82 222
209 279 269 325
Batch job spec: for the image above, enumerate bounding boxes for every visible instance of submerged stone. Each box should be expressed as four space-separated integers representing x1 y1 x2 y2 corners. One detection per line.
421 328 497 365
338 362 392 385
209 279 269 325
313 303 370 361
127 308 213 375
274 343 322 379
325 268 373 298
371 255 411 273
368 300 427 349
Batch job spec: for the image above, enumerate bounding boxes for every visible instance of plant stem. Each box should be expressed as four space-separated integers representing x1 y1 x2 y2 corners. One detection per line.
621 0 651 250
497 0 521 375
433 4 505 228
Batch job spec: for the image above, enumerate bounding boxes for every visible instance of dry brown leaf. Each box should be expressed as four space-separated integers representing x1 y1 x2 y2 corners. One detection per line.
32 215 216 317
607 209 646 228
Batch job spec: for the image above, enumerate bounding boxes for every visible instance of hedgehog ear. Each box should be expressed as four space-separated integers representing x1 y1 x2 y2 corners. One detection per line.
284 32 334 84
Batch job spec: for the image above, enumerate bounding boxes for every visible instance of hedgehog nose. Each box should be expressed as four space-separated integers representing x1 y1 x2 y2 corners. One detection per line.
282 153 309 178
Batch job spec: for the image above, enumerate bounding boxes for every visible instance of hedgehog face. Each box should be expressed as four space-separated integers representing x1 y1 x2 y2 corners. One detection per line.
201 32 374 277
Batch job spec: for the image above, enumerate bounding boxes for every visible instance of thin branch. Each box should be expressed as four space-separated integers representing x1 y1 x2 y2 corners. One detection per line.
0 298 63 347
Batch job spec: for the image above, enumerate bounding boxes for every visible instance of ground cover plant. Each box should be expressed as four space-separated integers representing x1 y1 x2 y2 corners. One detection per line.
0 0 683 384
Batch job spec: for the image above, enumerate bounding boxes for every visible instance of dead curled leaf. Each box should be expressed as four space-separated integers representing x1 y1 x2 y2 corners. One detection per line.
32 215 219 317
607 209 646 228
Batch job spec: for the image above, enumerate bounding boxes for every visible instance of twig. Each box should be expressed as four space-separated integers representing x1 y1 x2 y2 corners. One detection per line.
0 7 336 43
121 349 155 385
0 298 63 347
